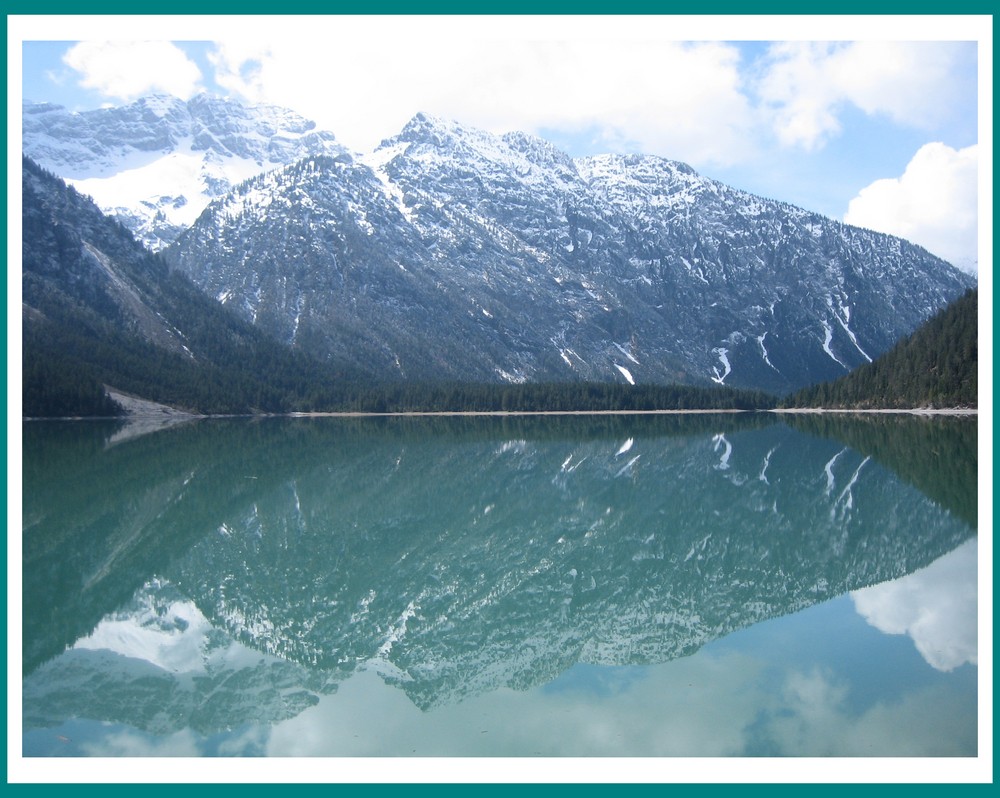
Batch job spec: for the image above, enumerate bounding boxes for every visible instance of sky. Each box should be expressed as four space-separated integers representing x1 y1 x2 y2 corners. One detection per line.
13 16 988 275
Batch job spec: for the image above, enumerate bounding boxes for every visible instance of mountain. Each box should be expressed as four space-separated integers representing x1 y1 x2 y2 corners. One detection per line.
21 157 350 416
785 288 978 409
165 111 974 394
22 94 347 250
26 97 975 395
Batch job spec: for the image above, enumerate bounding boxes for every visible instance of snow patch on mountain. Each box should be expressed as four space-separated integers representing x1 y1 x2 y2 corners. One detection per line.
615 364 636 385
831 298 873 363
757 332 779 371
361 141 418 225
614 341 640 365
820 320 849 369
711 348 732 384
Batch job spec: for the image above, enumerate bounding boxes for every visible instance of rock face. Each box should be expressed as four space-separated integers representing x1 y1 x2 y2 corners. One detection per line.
167 112 973 393
22 94 347 250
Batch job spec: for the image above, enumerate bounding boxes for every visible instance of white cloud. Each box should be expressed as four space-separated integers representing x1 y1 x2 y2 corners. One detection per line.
851 538 978 671
756 42 845 150
207 36 756 167
52 32 977 186
757 41 974 150
206 41 271 99
63 41 203 101
843 142 979 272
832 41 970 128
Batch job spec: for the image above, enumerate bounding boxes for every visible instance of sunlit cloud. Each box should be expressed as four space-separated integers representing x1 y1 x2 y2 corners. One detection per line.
851 539 978 671
844 143 979 273
755 41 975 151
54 33 978 185
63 41 203 101
207 37 757 167
206 41 271 100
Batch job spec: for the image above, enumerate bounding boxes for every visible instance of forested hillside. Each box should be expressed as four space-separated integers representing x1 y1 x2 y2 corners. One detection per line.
784 289 977 409
308 380 776 414
21 157 356 417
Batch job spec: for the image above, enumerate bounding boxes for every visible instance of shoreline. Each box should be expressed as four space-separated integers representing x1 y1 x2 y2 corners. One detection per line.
289 407 979 418
767 407 978 417
285 408 750 418
23 407 979 421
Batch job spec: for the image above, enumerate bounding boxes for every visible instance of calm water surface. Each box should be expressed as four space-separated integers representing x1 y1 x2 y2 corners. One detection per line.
20 413 979 758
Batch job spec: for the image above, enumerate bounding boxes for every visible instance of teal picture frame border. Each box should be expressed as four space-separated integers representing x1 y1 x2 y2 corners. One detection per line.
4 4 993 788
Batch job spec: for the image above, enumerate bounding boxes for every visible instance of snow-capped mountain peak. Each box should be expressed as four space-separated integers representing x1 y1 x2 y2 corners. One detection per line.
23 94 347 250
166 111 973 393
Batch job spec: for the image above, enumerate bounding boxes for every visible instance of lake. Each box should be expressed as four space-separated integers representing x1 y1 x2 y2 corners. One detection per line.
19 412 980 769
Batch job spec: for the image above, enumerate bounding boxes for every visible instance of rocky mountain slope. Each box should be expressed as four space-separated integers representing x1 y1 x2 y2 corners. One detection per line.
166 112 973 393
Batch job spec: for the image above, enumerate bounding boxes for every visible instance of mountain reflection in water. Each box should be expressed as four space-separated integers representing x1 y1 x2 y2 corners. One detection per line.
21 414 978 755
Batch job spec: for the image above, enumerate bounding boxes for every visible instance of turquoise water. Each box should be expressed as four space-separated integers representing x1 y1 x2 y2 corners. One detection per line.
20 413 979 758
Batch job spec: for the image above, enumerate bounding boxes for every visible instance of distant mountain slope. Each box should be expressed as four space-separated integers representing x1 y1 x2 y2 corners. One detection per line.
22 94 347 249
166 112 974 393
785 288 978 409
21 157 348 416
